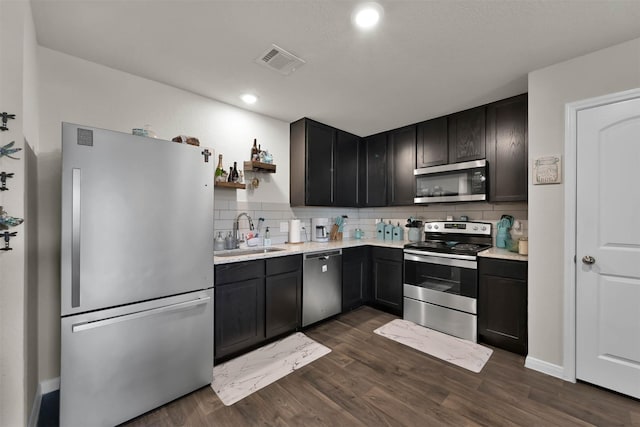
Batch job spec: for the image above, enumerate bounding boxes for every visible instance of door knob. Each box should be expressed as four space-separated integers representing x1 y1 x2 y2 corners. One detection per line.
582 255 596 265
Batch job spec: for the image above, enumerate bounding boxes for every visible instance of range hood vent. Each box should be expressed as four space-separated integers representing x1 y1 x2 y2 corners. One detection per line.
256 44 305 76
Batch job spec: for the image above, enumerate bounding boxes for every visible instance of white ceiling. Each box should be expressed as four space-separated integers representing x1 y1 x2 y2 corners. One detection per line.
31 0 640 137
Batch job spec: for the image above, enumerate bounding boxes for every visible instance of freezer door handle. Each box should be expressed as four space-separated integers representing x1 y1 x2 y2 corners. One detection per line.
71 168 81 308
71 296 211 333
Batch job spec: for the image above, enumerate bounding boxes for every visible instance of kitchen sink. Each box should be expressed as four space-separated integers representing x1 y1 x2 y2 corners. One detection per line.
215 247 286 257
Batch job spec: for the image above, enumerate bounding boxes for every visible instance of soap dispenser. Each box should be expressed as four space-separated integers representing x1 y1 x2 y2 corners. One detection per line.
214 232 225 251
384 221 394 240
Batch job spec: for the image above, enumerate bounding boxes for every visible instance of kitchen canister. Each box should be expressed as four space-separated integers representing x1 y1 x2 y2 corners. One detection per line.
392 223 404 241
518 237 528 255
376 221 385 240
408 227 421 242
384 221 394 240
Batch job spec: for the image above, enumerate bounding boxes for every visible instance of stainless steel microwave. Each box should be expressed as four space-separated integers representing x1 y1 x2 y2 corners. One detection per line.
414 159 487 204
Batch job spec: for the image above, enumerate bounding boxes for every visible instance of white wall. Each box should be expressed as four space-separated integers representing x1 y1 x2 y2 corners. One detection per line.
37 47 290 382
0 0 39 425
527 37 640 369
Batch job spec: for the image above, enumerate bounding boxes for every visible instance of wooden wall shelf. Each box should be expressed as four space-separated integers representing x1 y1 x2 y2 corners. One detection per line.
215 182 246 189
244 161 276 173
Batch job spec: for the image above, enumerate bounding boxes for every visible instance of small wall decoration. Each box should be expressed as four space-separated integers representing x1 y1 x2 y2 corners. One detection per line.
533 155 562 185
0 141 21 160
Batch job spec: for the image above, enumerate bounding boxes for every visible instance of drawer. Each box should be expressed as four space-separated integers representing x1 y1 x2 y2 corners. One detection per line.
266 255 302 276
371 246 403 262
479 258 527 280
215 259 264 285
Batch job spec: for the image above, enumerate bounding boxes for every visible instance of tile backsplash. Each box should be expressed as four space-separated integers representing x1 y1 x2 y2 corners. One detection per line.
214 200 528 246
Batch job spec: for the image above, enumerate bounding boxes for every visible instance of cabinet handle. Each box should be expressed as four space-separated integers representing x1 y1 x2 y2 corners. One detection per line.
71 296 211 333
71 168 81 308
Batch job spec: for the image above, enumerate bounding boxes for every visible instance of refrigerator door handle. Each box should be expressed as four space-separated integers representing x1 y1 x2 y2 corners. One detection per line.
71 296 211 333
71 168 81 308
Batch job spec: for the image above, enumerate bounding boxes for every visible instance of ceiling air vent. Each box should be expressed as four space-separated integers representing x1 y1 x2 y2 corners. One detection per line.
255 44 305 76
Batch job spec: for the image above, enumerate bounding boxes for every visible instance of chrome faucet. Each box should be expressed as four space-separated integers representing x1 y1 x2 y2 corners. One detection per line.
233 212 254 249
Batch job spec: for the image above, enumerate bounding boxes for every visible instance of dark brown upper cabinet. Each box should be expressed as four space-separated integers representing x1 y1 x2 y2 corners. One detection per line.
290 118 335 206
387 125 416 206
486 94 528 202
360 133 387 207
448 106 486 163
416 117 448 168
334 129 362 207
290 118 361 207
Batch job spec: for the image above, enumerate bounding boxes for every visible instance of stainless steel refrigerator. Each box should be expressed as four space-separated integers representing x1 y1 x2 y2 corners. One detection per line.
60 123 214 427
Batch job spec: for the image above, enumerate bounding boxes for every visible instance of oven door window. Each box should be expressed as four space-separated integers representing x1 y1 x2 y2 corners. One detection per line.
405 260 477 298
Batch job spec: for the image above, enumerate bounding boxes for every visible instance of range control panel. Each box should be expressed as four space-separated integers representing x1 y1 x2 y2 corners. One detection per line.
423 221 492 236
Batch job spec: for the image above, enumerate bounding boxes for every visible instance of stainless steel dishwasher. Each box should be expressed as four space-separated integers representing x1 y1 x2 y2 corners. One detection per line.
302 249 342 327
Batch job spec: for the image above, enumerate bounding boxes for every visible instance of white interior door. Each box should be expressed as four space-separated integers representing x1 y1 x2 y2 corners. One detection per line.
576 96 640 399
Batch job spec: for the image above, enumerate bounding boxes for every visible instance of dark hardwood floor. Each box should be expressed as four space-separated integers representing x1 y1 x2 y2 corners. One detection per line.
123 306 640 426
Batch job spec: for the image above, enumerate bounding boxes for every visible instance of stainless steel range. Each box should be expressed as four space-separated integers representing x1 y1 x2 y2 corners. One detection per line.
403 221 492 342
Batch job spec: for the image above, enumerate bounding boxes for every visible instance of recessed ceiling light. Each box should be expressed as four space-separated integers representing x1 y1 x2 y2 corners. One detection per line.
353 3 383 30
241 93 258 104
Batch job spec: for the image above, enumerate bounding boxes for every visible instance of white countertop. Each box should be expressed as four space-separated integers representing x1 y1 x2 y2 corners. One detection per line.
214 239 528 264
214 238 406 264
478 247 528 262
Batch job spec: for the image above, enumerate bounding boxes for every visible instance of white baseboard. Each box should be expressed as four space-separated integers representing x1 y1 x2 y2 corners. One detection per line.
28 384 42 427
525 356 567 380
40 377 60 394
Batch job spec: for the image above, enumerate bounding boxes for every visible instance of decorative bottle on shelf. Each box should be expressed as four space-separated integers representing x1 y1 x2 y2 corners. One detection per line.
251 139 259 161
215 154 224 182
227 167 233 182
232 162 239 182
258 144 264 162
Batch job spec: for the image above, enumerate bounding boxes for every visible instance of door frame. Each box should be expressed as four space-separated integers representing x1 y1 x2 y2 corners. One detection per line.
563 87 640 383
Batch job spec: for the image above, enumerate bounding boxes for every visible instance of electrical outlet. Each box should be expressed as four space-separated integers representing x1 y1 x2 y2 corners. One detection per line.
280 222 288 232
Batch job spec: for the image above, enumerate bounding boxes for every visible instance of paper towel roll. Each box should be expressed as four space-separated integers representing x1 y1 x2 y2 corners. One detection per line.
288 219 302 243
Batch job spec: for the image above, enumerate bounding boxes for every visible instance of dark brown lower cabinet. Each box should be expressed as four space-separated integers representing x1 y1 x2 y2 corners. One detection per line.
215 255 302 362
370 247 403 316
214 276 265 361
266 256 302 339
342 246 370 312
478 257 528 355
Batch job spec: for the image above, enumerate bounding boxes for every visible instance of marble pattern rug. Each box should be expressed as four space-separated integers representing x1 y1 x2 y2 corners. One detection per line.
374 319 493 373
211 332 331 406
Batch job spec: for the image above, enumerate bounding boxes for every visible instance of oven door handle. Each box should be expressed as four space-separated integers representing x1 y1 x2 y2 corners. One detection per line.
403 251 477 269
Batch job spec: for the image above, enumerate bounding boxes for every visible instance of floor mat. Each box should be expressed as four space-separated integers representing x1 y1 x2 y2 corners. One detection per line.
374 319 492 373
211 332 331 405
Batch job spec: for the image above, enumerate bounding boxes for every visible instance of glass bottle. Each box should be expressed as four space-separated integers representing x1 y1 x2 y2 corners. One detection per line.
251 139 259 161
232 161 239 182
227 167 233 182
215 154 224 181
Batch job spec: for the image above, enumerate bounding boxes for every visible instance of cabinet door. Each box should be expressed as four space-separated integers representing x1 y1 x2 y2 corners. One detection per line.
487 94 528 202
335 130 361 207
214 277 265 360
478 258 528 355
387 125 416 206
448 106 486 163
416 117 448 168
266 270 301 339
371 248 403 316
306 120 335 206
342 246 369 312
361 133 387 207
